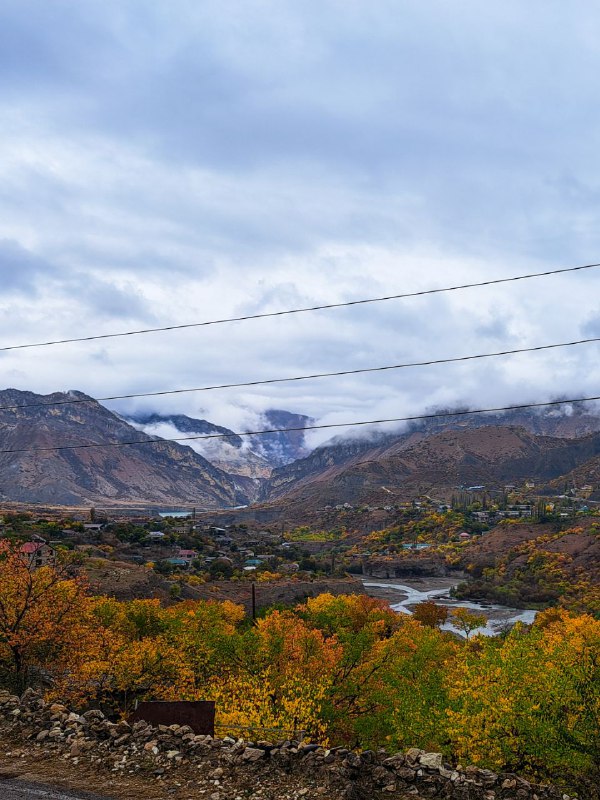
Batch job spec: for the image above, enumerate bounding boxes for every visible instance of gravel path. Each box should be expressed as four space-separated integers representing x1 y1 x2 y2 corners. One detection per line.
0 778 113 800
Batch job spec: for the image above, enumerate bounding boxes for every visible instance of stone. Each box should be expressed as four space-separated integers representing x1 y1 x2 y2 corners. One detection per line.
372 766 394 786
82 710 105 721
419 752 443 770
405 748 423 766
242 747 265 762
342 752 361 769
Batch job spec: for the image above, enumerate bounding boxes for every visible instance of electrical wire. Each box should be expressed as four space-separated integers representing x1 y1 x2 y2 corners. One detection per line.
1 261 598 353
1 335 599 412
1 394 599 454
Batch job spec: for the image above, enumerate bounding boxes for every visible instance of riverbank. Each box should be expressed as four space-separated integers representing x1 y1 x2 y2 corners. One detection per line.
362 577 537 637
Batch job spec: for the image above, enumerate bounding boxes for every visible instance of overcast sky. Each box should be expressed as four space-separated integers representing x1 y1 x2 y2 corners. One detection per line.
2 0 600 446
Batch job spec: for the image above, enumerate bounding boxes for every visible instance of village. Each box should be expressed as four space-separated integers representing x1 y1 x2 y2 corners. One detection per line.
1 478 596 586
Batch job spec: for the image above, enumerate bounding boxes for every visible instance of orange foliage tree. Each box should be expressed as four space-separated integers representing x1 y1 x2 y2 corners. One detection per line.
0 541 89 691
413 600 449 628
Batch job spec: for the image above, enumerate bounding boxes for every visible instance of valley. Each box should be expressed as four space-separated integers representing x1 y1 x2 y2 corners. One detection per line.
1 393 599 796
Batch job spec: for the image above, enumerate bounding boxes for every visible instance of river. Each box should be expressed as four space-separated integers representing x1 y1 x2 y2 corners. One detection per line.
362 577 537 637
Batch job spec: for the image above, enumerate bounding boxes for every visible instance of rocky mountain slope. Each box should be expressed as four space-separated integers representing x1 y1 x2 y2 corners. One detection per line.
0 390 251 507
263 424 600 511
3 389 600 510
261 405 600 502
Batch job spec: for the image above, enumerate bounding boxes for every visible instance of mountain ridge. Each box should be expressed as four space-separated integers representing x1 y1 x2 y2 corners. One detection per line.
2 389 600 508
0 389 249 507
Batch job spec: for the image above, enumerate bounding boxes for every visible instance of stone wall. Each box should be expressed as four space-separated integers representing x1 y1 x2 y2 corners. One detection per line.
0 689 575 800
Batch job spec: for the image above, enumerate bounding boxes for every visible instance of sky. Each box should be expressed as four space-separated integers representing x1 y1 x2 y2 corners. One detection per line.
2 0 600 448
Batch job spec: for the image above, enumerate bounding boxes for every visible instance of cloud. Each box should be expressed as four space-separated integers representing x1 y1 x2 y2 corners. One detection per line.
0 239 55 293
65 274 153 321
1 1 600 447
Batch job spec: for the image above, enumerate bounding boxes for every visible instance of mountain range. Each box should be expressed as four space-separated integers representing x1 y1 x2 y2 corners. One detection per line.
262 404 600 505
0 390 311 507
1 388 600 508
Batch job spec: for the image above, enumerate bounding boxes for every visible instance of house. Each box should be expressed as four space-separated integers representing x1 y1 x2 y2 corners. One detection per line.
148 531 166 540
166 558 189 568
177 549 198 563
280 562 299 573
19 541 56 569
244 558 264 567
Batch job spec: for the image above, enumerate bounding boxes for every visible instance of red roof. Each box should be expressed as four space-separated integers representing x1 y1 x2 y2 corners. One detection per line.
20 542 44 554
178 549 197 558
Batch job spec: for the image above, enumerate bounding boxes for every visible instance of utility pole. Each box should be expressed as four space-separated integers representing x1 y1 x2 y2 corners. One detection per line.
251 582 257 622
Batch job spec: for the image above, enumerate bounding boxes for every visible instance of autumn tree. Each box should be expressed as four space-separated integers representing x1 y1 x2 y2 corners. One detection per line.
446 610 600 787
208 609 341 741
413 600 449 628
55 597 245 712
451 607 487 638
0 541 88 692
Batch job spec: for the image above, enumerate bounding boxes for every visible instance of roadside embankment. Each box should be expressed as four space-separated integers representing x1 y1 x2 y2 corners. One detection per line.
0 689 576 800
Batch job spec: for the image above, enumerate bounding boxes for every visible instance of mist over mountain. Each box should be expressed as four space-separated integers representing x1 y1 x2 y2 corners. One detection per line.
124 409 313 482
127 412 245 447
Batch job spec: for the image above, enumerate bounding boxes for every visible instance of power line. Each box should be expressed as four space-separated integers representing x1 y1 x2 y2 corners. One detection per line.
2 394 599 454
1 261 599 353
2 335 600 412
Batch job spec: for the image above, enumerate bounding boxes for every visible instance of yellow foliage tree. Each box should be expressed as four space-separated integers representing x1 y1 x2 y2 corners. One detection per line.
0 541 89 692
446 610 600 784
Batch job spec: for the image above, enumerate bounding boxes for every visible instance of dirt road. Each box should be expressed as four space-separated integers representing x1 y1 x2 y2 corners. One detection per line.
0 778 112 800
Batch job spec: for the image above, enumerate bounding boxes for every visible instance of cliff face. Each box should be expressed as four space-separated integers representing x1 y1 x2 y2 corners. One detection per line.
0 390 247 507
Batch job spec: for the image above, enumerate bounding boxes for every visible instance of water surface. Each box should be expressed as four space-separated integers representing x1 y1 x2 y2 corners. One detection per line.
362 579 537 637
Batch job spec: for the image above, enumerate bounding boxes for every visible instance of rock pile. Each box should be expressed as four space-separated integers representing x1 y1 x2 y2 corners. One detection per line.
0 690 574 800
